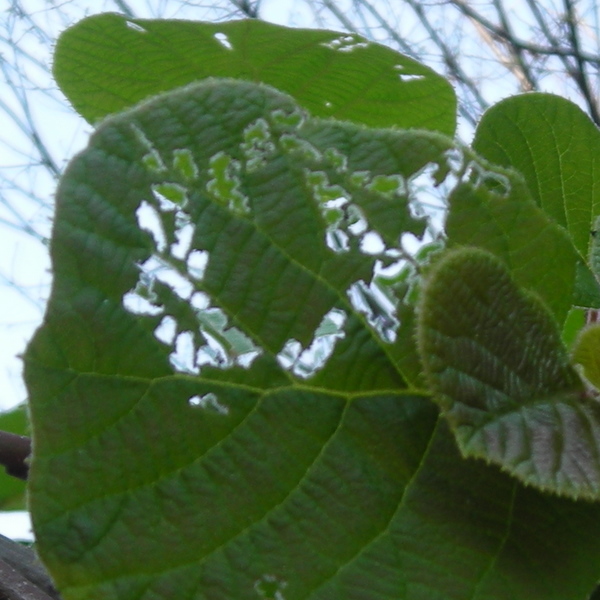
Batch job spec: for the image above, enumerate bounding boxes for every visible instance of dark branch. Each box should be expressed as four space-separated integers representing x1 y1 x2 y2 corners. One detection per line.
491 0 537 90
0 431 30 481
449 0 600 65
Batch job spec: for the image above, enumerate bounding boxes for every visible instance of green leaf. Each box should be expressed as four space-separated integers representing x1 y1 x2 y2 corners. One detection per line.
417 246 600 501
52 13 456 134
472 93 600 300
26 77 600 600
446 167 578 324
25 80 600 600
572 324 600 390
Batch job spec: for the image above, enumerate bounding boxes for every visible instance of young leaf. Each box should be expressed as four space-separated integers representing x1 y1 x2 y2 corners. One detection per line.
418 246 600 501
25 77 600 600
53 13 456 134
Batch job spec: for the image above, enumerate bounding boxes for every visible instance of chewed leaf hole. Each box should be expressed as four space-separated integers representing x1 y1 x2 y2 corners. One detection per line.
138 256 194 300
171 220 195 260
136 201 166 252
170 331 198 374
123 286 163 316
277 308 346 378
152 183 188 210
188 393 229 415
207 152 250 215
321 35 368 52
173 148 199 180
125 20 147 33
214 32 233 50
187 250 208 281
348 280 398 343
254 574 288 600
360 231 385 255
154 315 177 345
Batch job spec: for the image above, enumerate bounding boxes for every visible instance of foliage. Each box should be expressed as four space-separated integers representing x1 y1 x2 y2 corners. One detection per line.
22 13 600 600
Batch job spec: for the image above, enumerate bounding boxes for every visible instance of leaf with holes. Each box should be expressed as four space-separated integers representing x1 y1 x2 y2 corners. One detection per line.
24 79 600 600
417 246 600 500
52 13 456 134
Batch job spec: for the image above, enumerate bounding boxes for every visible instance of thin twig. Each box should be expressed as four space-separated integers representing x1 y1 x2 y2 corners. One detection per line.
491 0 537 90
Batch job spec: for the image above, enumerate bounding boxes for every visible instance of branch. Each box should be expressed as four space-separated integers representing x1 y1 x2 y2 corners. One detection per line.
0 535 61 600
491 0 537 90
0 431 30 481
228 0 261 18
449 0 600 65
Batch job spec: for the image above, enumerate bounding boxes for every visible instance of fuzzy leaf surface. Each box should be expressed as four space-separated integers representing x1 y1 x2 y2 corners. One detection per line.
418 247 600 501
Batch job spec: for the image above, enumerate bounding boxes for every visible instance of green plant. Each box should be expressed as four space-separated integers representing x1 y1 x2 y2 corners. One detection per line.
21 12 600 600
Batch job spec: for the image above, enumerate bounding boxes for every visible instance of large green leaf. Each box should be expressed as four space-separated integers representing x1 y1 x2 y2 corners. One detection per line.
25 77 600 600
417 246 600 501
471 93 600 306
52 13 456 134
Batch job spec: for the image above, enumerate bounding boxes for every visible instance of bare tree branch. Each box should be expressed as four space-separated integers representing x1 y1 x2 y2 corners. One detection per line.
0 535 61 600
228 0 261 18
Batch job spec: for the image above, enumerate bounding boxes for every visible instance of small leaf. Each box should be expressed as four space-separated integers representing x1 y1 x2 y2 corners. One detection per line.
573 324 600 390
53 14 456 134
417 247 600 501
